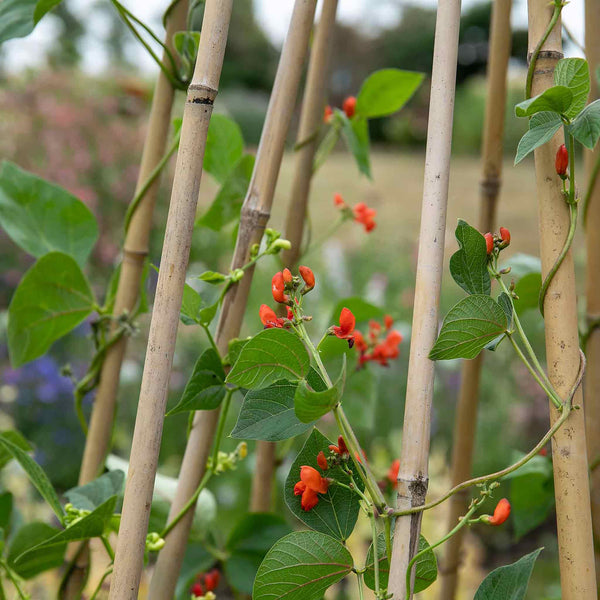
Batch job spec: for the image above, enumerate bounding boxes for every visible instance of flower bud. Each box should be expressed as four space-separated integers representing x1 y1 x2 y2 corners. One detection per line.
343 96 357 118
334 193 345 207
499 227 510 245
317 451 328 470
269 238 292 253
272 272 287 303
555 144 568 178
299 265 315 291
282 268 293 285
485 498 511 526
484 232 493 254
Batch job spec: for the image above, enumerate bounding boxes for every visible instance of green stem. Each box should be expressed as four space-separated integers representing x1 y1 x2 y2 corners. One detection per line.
90 567 113 600
583 149 600 226
525 0 563 99
202 323 220 359
405 503 479 600
124 131 181 232
394 404 573 516
384 516 393 569
356 571 365 600
161 388 233 539
101 535 115 562
0 562 27 600
507 333 563 409
371 512 381 599
538 201 578 316
0 576 6 600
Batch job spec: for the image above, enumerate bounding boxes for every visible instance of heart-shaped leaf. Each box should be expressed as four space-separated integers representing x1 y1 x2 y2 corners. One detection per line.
553 57 590 118
64 470 124 512
514 112 562 164
515 86 573 118
449 219 491 295
253 531 353 600
429 295 508 360
569 99 600 149
226 328 310 390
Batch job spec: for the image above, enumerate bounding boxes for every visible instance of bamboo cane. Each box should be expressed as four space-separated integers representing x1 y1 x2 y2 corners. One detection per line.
250 0 339 513
148 2 317 597
108 2 233 597
527 1 597 597
438 2 512 598
387 1 462 597
584 0 600 582
62 5 189 598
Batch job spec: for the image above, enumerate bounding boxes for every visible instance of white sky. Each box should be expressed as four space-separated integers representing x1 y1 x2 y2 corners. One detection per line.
2 0 586 74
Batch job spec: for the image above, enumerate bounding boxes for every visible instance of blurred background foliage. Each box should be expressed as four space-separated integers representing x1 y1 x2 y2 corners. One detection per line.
0 0 584 598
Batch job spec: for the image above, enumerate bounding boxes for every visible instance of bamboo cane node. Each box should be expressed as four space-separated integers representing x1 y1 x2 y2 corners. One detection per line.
526 49 564 65
122 247 149 264
480 176 501 198
397 475 429 507
187 84 218 105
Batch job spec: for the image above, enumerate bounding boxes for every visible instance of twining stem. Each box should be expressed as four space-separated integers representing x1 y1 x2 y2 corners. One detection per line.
539 130 578 316
507 333 563 409
583 150 600 225
384 516 393 568
405 503 479 600
356 571 365 600
394 402 572 516
124 131 181 232
371 512 381 599
101 536 115 562
525 0 564 99
161 388 233 539
90 567 114 600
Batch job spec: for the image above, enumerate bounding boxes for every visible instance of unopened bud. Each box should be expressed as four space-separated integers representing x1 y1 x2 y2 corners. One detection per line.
555 144 569 179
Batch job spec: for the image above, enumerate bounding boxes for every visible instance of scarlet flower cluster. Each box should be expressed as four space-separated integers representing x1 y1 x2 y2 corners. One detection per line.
484 227 511 255
354 316 403 367
323 96 357 123
333 193 377 232
294 465 331 511
191 569 220 597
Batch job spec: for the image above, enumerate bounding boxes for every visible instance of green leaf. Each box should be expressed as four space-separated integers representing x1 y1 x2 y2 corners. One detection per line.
313 121 341 173
294 356 346 423
7 523 66 579
8 252 95 367
284 429 362 541
231 381 315 441
515 86 573 118
364 534 436 594
0 430 32 470
554 58 590 118
0 0 62 44
64 470 124 512
340 114 371 178
180 282 203 325
514 112 562 164
0 162 98 265
449 219 491 295
569 99 600 149
204 114 244 184
15 496 117 567
356 69 424 118
429 295 508 360
173 30 200 69
513 272 542 315
226 328 310 390
197 270 228 284
167 349 226 415
0 492 13 531
474 548 543 600
199 299 220 326
224 336 250 367
253 530 353 600
497 292 513 327
225 513 292 595
197 153 255 231
0 433 63 519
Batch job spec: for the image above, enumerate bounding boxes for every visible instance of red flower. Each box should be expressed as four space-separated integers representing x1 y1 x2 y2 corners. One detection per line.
294 466 330 511
387 459 400 487
484 232 493 254
334 193 346 207
282 268 293 284
272 271 288 303
287 306 294 320
204 569 220 592
259 304 285 329
331 307 356 347
353 202 376 232
384 314 394 330
328 435 349 455
324 105 333 124
343 96 357 118
499 227 510 245
371 330 403 366
555 143 568 178
191 582 204 597
488 498 511 526
299 265 315 290
317 451 328 470
354 331 368 352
